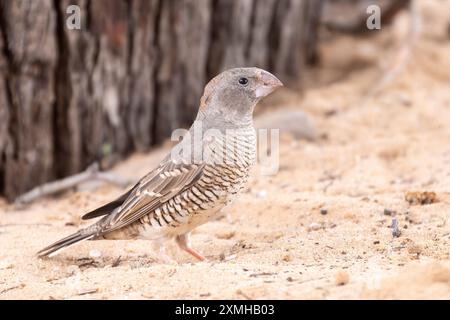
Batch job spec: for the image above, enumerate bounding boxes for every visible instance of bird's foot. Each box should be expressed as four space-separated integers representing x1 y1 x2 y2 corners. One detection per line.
175 233 208 262
183 247 208 262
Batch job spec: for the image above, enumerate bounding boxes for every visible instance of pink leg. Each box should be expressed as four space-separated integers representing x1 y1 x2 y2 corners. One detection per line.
175 233 207 262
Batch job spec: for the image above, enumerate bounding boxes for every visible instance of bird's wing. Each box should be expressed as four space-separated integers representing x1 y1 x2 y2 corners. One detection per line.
82 189 133 220
100 156 205 232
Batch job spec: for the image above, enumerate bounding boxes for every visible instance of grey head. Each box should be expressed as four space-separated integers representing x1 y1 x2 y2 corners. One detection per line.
196 67 283 129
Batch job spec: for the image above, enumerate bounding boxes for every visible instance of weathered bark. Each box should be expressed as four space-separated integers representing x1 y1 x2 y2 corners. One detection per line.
127 0 159 149
154 0 212 142
0 0 57 199
269 0 311 82
303 0 325 65
0 26 8 195
0 0 322 200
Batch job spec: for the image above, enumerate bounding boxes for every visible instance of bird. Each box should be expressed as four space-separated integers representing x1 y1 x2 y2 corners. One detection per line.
38 67 283 262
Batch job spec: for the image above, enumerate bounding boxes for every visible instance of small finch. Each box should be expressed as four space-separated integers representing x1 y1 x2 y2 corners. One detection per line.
38 67 283 262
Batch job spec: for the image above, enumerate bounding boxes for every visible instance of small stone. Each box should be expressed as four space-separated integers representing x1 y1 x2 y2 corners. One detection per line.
405 191 437 205
256 190 267 199
397 93 412 107
334 270 349 286
308 222 323 231
407 243 422 256
373 240 380 244
89 249 102 258
320 209 328 215
383 208 393 216
216 231 236 240
223 254 237 261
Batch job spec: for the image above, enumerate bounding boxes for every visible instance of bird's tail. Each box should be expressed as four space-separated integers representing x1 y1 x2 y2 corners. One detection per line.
37 229 96 258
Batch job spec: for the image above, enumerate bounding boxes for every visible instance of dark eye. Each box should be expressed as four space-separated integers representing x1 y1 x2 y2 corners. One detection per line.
238 77 249 86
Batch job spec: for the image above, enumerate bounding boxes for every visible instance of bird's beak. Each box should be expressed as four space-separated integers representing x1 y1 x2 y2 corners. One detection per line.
255 70 284 98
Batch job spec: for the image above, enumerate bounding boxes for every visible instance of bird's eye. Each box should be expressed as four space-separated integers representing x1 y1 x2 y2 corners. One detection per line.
238 77 249 86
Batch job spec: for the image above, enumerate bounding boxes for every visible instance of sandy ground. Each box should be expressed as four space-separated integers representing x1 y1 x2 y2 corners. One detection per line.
1 1 450 300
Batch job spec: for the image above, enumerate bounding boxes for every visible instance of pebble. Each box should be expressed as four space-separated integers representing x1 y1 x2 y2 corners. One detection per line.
216 231 236 240
320 209 328 215
308 222 323 231
89 249 102 258
334 270 349 286
407 243 422 256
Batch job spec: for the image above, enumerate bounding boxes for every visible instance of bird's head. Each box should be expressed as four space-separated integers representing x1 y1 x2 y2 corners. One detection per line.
198 67 283 127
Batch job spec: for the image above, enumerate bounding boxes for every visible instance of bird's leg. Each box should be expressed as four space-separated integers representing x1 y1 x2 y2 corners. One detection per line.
175 233 207 261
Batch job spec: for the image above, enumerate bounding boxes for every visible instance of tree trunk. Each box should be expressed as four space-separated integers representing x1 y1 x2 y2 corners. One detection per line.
0 0 322 200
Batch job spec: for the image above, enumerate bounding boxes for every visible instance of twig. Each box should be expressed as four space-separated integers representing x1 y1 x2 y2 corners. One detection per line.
14 163 132 205
391 218 402 238
0 284 25 295
111 256 122 267
319 171 342 194
361 0 420 105
249 272 277 278
236 289 252 300
0 223 52 229
76 288 98 296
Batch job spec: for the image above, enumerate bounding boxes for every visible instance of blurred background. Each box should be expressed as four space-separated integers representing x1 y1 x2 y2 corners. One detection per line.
0 0 418 200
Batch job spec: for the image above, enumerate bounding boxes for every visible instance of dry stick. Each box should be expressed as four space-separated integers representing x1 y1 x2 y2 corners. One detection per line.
14 163 132 205
236 289 252 300
0 284 25 295
361 0 420 106
391 218 401 238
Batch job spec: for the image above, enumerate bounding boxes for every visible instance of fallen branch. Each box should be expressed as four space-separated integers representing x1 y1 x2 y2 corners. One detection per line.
14 163 132 205
0 284 25 295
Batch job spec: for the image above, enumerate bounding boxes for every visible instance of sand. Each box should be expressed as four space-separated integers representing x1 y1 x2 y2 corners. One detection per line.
1 1 449 300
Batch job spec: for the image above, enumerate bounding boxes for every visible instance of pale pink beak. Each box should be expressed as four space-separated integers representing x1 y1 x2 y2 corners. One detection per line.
256 70 283 98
